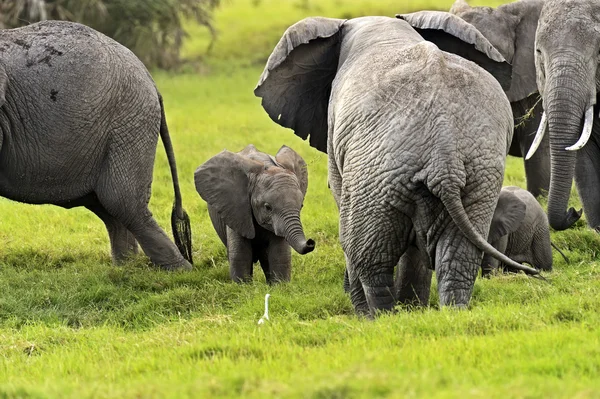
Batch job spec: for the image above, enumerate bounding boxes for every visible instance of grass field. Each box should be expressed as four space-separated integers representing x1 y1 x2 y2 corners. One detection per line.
2 0 600 398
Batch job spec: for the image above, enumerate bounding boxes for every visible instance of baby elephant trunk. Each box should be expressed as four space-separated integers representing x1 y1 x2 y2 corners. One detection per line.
278 211 315 255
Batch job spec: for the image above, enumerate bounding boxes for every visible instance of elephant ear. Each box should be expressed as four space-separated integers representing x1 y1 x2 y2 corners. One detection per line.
275 145 308 196
396 11 512 91
499 0 543 102
194 151 263 239
254 17 346 154
488 189 526 243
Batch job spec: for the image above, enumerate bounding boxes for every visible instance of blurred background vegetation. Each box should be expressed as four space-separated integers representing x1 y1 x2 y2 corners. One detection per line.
0 0 221 69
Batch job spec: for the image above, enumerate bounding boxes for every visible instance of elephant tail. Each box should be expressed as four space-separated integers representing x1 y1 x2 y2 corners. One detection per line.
551 242 569 264
440 187 542 278
159 93 193 264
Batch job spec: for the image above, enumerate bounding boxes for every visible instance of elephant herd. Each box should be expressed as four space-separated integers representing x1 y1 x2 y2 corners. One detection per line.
0 0 598 317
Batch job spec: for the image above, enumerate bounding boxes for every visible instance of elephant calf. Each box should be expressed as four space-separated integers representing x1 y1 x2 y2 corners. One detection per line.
483 186 553 275
194 144 315 283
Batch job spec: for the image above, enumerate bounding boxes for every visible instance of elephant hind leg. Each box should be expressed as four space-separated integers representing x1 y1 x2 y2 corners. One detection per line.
85 197 138 264
435 225 481 308
342 211 410 317
95 152 191 271
394 245 432 307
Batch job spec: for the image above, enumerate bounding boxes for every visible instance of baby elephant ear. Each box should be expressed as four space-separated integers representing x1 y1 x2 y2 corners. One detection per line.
275 145 308 196
194 151 263 239
488 189 526 243
396 11 512 91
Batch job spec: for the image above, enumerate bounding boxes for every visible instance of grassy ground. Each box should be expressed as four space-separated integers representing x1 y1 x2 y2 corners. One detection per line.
1 0 600 398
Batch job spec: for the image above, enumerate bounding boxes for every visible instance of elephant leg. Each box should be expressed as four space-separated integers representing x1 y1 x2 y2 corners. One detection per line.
575 141 600 230
481 235 507 277
341 211 408 317
435 224 482 308
226 227 254 283
95 151 191 271
521 133 550 198
257 236 292 283
343 267 350 293
531 227 553 271
345 254 369 317
85 198 138 264
394 245 432 307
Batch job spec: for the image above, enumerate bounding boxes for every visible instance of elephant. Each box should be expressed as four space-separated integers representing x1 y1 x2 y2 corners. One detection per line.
450 0 551 198
482 186 554 276
255 13 540 316
0 21 193 270
194 144 315 283
526 0 599 232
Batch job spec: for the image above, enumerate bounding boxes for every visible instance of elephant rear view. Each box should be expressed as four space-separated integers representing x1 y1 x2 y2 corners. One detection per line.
194 144 314 283
0 21 192 269
255 13 540 316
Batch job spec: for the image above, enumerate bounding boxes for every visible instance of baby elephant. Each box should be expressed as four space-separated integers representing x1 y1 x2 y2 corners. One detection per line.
483 186 555 275
194 144 315 283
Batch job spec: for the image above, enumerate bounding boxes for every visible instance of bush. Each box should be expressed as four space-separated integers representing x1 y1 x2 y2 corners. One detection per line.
0 0 221 70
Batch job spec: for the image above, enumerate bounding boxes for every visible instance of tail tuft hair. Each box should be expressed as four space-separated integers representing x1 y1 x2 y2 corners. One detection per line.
172 204 193 264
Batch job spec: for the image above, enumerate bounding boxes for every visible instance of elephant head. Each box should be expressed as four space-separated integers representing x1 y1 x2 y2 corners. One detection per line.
194 144 314 255
484 188 527 274
526 0 600 230
450 0 543 103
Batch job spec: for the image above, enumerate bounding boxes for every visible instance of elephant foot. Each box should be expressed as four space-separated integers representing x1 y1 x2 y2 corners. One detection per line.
438 288 471 308
364 285 396 317
161 258 193 271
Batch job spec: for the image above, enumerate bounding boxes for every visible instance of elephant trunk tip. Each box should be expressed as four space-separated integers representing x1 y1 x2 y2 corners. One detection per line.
301 238 316 254
548 207 582 231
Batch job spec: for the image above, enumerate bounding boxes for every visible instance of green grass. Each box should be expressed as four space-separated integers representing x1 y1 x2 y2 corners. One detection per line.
2 0 600 397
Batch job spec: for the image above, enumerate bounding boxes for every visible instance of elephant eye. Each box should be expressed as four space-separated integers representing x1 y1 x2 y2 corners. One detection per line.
264 203 273 212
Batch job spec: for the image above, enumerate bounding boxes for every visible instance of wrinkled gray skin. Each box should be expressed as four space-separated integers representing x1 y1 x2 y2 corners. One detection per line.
450 0 550 198
0 21 193 270
255 14 540 316
482 186 553 275
532 0 600 232
194 144 314 283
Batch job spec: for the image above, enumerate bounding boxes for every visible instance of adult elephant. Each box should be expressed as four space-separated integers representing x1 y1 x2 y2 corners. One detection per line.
0 21 192 270
450 0 550 198
526 0 600 231
255 13 539 316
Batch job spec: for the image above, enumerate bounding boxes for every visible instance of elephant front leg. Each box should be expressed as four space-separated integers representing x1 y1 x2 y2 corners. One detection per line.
258 237 292 283
394 245 432 307
481 236 507 277
575 140 600 230
516 99 550 198
226 227 254 283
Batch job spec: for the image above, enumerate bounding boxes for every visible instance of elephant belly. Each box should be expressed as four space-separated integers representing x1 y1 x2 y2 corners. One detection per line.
0 154 98 205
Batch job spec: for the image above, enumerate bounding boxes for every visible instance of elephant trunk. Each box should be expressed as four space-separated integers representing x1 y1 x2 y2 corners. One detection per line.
277 211 315 255
544 62 591 230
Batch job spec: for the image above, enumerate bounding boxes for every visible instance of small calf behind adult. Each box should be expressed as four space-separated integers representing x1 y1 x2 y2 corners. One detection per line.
483 186 554 275
195 144 315 283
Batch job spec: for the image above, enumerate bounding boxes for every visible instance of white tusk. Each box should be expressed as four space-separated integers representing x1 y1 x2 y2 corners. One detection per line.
525 111 547 160
257 293 270 325
566 106 594 151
